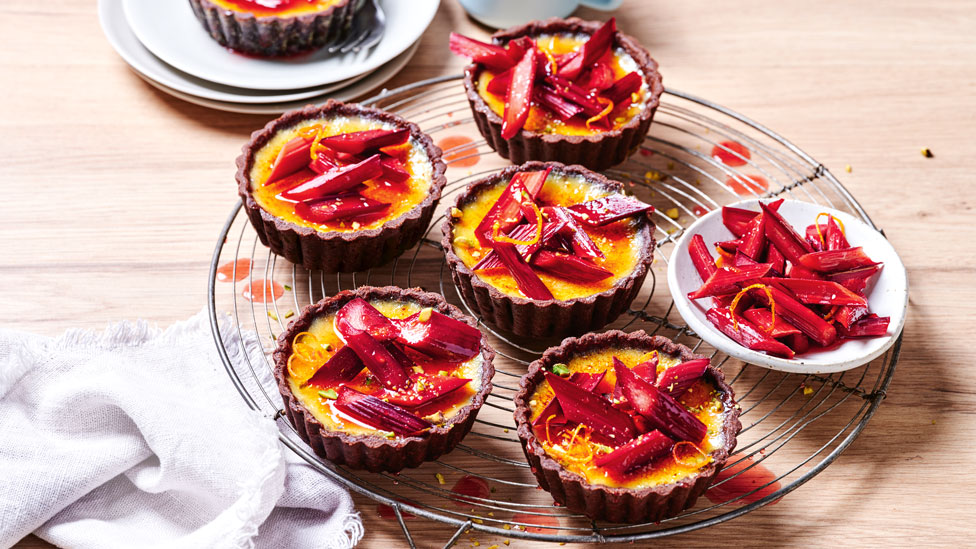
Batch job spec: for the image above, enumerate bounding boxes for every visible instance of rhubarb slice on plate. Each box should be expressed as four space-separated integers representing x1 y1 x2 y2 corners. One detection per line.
668 198 908 374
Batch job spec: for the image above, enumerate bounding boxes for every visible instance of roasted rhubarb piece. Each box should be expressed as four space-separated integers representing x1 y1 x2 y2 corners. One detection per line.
839 314 890 337
687 264 773 299
335 298 400 341
501 47 537 140
761 201 813 264
741 308 801 338
474 167 549 246
335 386 432 436
337 326 411 390
593 430 674 473
613 358 707 442
302 346 364 388
557 18 616 80
546 371 636 444
267 135 314 183
384 375 473 408
396 309 482 361
494 241 554 300
279 154 383 202
798 247 879 273
319 128 409 155
761 278 867 307
544 207 605 259
531 250 613 283
295 193 389 224
688 234 718 281
567 195 653 227
655 359 709 398
746 285 838 347
448 32 515 71
532 371 606 427
706 307 795 359
828 265 881 295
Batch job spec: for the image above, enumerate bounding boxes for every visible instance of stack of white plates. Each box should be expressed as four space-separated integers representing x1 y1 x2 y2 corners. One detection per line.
99 0 439 114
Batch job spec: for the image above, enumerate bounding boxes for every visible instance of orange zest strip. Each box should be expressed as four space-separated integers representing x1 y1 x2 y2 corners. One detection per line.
814 212 847 247
729 283 775 333
823 305 839 321
543 49 558 75
567 423 586 447
309 126 330 162
585 97 614 127
672 441 710 468
286 354 304 379
544 413 557 444
492 201 544 246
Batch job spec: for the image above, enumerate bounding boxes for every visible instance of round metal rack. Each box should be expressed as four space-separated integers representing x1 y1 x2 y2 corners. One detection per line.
208 76 899 547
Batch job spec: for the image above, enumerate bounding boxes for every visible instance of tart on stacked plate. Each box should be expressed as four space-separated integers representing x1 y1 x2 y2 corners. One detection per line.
443 161 655 338
274 286 495 472
450 17 663 170
237 100 447 271
514 331 741 522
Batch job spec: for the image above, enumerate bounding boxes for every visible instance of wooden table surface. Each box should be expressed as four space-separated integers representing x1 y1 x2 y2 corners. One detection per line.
4 0 974 547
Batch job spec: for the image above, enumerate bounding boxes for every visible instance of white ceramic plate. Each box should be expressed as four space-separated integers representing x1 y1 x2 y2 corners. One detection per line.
667 199 908 374
122 0 439 90
98 0 370 103
134 40 419 114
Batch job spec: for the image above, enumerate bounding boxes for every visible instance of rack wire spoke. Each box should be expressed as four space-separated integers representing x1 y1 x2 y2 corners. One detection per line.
207 78 898 543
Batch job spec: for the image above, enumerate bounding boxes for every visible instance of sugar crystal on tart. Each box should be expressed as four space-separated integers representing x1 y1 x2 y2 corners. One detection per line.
451 17 664 171
237 101 447 272
442 161 655 338
188 0 368 57
514 331 741 523
274 286 494 472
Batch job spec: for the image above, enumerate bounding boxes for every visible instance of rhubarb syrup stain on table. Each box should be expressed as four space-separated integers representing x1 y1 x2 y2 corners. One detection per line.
216 258 253 282
437 135 480 168
726 174 770 196
693 205 709 217
377 499 417 520
450 475 490 508
705 453 782 505
711 140 751 167
241 279 285 303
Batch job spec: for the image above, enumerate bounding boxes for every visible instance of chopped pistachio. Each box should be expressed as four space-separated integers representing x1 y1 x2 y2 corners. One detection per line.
318 388 338 400
529 400 537 407
644 170 663 181
665 207 680 219
267 311 279 321
451 206 463 218
502 428 509 433
845 164 852 173
454 236 476 248
435 472 446 485
803 386 814 396
284 310 295 319
384 431 396 439
418 307 433 322
921 147 934 158
412 365 424 375
551 363 571 376
503 541 510 546
667 161 675 170
502 524 511 530
283 284 292 291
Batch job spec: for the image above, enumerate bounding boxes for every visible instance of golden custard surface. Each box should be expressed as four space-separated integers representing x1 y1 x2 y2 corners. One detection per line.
528 348 728 489
476 33 650 136
250 116 433 233
452 172 646 301
286 299 484 437
209 0 343 17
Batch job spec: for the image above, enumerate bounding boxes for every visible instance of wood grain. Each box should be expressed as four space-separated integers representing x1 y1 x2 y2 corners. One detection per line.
4 0 974 547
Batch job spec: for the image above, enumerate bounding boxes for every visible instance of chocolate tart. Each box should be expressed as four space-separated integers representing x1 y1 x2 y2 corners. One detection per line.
188 0 366 57
462 18 664 171
513 331 741 523
442 161 655 338
237 101 447 272
273 286 495 472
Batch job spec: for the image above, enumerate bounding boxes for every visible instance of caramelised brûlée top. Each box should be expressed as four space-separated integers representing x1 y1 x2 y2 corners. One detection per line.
451 18 652 138
206 0 345 17
285 296 486 437
249 115 434 233
526 348 730 489
449 165 653 301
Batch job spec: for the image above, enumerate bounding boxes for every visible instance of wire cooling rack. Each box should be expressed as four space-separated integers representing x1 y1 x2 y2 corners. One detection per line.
207 76 899 547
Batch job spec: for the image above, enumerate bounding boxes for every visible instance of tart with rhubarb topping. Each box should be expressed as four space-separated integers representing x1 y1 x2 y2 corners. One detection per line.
514 331 740 522
188 0 367 57
273 286 494 472
451 17 663 171
237 101 447 272
443 161 655 338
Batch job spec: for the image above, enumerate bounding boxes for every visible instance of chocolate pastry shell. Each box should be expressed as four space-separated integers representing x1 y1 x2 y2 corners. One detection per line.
463 17 664 172
513 331 741 523
237 101 447 272
188 0 365 57
441 161 655 339
273 286 495 473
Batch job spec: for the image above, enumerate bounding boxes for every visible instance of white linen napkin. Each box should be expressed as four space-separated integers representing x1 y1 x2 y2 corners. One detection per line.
0 311 363 549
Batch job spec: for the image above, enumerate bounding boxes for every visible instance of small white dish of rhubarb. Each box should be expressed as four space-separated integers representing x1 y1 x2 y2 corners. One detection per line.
667 199 908 374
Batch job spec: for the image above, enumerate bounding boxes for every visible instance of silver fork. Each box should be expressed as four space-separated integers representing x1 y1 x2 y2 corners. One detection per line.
327 0 385 55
